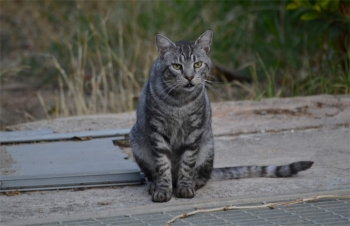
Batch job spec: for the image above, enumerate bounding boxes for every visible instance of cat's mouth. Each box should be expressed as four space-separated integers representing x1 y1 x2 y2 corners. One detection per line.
184 83 195 88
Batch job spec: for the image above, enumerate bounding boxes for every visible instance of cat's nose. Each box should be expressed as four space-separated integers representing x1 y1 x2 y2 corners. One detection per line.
185 75 194 81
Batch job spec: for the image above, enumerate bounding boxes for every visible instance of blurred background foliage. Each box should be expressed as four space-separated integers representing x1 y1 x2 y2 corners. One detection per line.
0 0 349 127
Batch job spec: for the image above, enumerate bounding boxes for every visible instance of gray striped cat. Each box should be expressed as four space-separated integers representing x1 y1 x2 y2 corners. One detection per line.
129 30 313 202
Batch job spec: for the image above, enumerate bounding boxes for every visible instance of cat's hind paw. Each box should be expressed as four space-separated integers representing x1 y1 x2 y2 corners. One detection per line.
148 182 156 195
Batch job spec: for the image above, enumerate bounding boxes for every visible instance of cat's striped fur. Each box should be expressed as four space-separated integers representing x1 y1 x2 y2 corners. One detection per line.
129 30 313 202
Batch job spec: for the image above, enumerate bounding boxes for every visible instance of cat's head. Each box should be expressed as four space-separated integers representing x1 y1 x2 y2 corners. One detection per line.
155 30 213 93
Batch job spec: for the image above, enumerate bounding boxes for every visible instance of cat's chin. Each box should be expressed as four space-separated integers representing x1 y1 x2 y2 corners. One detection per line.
184 83 195 88
183 87 196 92
183 83 196 91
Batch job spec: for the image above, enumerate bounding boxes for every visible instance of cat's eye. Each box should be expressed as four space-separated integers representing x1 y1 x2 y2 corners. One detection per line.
194 62 202 68
172 64 182 70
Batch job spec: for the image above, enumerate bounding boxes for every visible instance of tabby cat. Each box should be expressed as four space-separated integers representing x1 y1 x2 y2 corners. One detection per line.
129 30 313 202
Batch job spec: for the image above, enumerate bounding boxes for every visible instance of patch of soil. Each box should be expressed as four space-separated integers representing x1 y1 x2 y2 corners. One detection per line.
4 190 21 196
253 105 310 116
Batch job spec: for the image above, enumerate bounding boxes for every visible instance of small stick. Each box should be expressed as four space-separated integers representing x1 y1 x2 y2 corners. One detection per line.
165 195 350 226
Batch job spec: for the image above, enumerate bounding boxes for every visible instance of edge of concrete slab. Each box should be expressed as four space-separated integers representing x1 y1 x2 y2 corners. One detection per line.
6 185 350 226
5 95 350 136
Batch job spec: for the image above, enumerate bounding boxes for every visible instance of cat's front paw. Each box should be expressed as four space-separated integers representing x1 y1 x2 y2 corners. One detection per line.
176 186 195 198
152 189 172 202
149 182 156 195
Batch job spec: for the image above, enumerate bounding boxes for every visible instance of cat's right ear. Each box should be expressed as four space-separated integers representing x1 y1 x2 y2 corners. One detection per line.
195 30 213 54
155 34 176 58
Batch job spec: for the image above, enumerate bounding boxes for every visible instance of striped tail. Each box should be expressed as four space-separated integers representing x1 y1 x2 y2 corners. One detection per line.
211 161 314 181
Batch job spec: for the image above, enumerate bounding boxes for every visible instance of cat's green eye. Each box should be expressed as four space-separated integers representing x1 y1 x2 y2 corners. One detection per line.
194 62 202 68
172 64 182 70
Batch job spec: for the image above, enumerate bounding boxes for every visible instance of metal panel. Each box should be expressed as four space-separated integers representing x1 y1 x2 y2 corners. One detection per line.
0 128 131 144
0 138 143 191
24 198 350 226
0 129 53 138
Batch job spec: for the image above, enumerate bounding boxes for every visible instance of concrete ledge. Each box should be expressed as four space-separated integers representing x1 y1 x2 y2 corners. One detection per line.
6 95 350 135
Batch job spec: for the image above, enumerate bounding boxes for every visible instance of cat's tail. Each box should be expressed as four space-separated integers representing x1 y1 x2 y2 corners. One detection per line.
210 161 313 181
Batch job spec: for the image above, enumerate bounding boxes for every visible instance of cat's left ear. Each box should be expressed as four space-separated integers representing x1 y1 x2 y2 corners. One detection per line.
195 30 213 54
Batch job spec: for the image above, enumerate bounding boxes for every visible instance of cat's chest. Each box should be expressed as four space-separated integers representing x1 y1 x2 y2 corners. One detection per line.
164 109 202 143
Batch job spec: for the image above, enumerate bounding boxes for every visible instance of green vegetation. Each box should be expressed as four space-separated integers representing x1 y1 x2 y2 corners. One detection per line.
0 0 348 118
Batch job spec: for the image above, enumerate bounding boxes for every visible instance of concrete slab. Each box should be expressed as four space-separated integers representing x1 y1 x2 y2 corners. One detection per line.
1 95 349 225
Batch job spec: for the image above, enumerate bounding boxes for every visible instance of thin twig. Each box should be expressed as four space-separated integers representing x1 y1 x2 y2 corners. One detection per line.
165 195 350 226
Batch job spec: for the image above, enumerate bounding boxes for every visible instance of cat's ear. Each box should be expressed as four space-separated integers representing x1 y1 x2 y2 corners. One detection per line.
155 34 176 58
195 30 213 54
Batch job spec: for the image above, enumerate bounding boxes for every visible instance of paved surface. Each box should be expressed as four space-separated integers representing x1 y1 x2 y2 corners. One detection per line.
1 95 349 226
25 192 350 226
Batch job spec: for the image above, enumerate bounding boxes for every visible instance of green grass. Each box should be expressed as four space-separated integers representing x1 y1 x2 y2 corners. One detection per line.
0 0 348 118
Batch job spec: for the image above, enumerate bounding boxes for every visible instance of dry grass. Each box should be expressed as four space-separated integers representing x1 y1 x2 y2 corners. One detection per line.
0 0 348 123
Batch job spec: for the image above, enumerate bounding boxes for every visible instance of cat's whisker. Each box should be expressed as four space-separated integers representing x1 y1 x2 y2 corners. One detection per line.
155 80 180 96
173 84 182 97
165 84 181 98
157 85 174 96
156 80 174 87
207 74 219 81
204 80 224 84
205 83 221 97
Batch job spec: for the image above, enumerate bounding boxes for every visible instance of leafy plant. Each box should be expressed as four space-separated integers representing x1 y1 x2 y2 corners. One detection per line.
286 0 341 20
286 0 350 72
